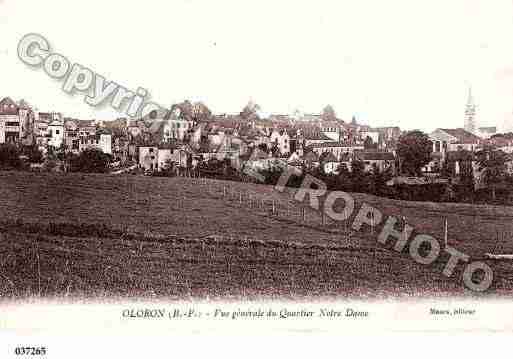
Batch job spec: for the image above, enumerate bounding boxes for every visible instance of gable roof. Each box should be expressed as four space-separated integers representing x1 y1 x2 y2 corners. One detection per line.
48 120 63 127
302 131 333 141
308 141 361 148
446 150 475 161
478 126 497 133
303 151 319 162
0 97 19 115
17 99 31 109
77 119 96 128
440 128 481 144
319 151 338 163
356 151 395 161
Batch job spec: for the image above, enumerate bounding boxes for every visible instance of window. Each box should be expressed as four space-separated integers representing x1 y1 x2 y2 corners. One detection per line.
6 122 19 126
56 130 60 135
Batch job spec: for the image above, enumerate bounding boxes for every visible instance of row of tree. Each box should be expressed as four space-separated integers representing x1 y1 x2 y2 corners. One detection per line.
0 144 111 173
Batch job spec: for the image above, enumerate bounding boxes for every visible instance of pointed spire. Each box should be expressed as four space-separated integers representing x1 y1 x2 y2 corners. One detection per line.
464 84 477 134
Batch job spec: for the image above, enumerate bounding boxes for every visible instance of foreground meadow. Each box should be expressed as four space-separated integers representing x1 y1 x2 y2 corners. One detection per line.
0 171 512 299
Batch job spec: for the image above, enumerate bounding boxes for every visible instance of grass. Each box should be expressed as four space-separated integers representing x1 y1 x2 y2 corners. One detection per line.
0 170 512 299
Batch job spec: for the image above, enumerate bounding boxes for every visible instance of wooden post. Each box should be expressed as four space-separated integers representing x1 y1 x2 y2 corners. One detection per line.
239 192 242 204
302 207 306 222
444 218 448 247
272 200 275 215
223 186 226 198
35 239 41 297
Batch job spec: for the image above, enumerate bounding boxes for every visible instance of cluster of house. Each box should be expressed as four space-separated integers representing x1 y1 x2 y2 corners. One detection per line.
423 127 513 189
0 97 112 156
130 111 403 176
1 95 510 188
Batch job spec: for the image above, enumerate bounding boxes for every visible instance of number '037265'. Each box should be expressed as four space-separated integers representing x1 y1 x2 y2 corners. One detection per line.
14 347 47 356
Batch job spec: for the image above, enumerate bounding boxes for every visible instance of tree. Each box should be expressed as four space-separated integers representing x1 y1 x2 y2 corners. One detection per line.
397 130 432 176
321 105 336 121
350 159 368 192
363 136 377 150
336 163 353 192
70 149 112 173
240 101 261 120
458 156 476 201
257 143 269 153
22 144 43 164
0 144 22 169
476 146 508 201
191 102 212 122
173 100 194 121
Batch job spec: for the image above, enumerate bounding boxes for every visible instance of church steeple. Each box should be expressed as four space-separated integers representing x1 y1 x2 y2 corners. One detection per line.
464 85 477 134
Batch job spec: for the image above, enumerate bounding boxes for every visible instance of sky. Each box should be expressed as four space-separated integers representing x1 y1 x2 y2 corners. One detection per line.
0 0 513 132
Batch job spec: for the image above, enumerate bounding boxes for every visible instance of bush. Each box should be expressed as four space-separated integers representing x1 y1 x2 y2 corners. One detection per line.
0 144 23 170
22 144 44 164
70 149 112 173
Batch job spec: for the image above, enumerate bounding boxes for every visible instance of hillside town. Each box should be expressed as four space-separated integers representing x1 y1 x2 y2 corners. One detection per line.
0 91 512 203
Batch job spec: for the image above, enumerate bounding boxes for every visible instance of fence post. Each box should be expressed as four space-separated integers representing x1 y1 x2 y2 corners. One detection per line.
272 200 275 215
239 192 242 204
444 218 448 247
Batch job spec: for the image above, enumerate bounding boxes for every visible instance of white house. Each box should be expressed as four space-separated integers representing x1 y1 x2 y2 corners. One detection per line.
138 146 159 170
269 129 290 155
0 97 27 143
163 118 195 141
361 130 380 145
319 151 339 174
79 133 112 154
476 126 497 139
48 119 65 148
307 142 364 161
429 128 482 161
355 151 396 173
157 148 173 170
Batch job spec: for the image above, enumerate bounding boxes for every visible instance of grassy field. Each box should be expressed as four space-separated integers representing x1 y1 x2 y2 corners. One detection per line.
0 170 513 299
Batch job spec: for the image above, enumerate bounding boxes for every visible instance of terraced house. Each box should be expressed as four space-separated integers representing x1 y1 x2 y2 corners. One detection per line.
0 97 32 143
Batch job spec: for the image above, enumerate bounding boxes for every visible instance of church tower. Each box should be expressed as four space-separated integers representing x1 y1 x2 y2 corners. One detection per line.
464 86 477 134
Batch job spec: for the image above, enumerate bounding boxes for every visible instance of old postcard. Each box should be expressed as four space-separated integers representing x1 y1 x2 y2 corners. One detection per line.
1 0 513 357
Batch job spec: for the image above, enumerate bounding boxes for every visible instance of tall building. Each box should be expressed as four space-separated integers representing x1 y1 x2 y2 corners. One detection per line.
0 97 33 144
464 86 477 134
